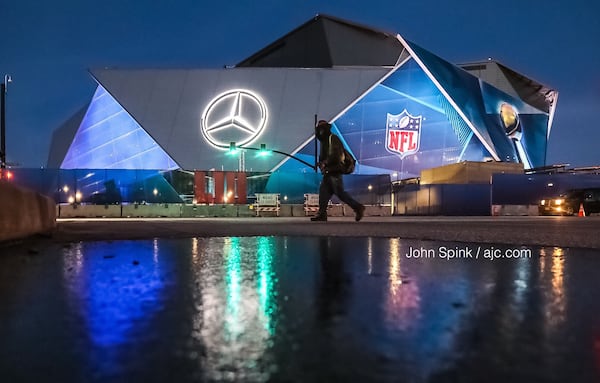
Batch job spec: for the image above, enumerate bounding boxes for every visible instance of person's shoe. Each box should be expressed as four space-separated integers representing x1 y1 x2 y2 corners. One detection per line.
354 205 365 222
310 214 327 222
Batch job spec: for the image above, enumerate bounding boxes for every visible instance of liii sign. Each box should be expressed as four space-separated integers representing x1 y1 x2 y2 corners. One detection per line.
201 89 268 150
385 110 422 159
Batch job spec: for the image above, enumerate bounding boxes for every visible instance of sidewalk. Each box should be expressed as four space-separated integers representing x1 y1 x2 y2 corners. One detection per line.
53 216 600 249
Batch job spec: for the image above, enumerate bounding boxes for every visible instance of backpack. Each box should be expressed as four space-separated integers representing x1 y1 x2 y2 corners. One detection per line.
341 147 356 174
329 134 356 174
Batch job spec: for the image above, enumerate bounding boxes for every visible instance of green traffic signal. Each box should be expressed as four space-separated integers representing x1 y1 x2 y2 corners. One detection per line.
258 143 270 157
227 141 238 155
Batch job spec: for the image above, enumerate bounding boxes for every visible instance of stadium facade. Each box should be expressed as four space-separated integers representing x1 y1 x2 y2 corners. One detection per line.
47 14 558 202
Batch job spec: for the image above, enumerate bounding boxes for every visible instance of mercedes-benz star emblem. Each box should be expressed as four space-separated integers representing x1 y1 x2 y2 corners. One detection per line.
201 89 268 149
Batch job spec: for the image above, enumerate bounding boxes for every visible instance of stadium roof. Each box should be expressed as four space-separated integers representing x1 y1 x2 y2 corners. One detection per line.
460 60 557 115
236 13 557 122
236 14 407 68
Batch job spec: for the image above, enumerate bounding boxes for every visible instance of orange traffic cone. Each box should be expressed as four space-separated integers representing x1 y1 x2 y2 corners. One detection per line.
578 203 586 217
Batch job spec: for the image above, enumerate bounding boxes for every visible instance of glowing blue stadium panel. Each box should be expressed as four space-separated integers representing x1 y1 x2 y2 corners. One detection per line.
281 51 549 177
281 59 490 178
61 86 179 170
406 39 549 168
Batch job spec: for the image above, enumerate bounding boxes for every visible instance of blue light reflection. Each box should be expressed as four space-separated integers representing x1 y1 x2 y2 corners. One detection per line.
62 241 167 376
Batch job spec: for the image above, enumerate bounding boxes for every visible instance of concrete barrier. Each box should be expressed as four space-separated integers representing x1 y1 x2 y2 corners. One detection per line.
364 205 392 217
0 181 56 242
122 203 182 218
206 205 238 217
328 205 345 217
181 205 210 217
48 201 396 221
59 204 122 218
237 205 254 217
290 204 306 217
278 204 294 217
491 205 539 216
344 206 355 217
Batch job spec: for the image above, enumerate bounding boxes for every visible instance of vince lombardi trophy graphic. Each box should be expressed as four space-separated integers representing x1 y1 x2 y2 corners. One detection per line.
500 103 531 169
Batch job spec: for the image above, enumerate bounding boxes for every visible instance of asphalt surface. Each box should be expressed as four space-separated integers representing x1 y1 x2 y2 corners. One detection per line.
3 217 600 382
1 235 599 382
51 216 600 249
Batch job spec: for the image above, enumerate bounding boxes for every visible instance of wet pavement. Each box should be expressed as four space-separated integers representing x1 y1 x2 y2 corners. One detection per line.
54 216 600 249
1 235 600 382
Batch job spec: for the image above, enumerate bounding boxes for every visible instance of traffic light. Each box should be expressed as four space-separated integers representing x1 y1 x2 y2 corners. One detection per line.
227 141 238 155
258 143 270 156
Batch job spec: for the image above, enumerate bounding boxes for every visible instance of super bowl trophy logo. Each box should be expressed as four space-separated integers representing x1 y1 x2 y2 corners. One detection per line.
385 110 422 158
201 89 268 149
500 102 531 169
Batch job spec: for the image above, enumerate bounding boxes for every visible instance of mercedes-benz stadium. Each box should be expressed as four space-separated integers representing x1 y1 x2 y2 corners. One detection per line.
44 14 560 209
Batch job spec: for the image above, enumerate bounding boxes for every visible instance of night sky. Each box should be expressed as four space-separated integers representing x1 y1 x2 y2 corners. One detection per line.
1 0 598 168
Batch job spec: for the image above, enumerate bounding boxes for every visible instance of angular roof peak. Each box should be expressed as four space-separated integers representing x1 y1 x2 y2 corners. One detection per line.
236 14 404 68
459 59 558 113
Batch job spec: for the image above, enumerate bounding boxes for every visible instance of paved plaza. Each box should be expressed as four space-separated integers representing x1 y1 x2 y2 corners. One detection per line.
1 216 599 382
53 216 600 249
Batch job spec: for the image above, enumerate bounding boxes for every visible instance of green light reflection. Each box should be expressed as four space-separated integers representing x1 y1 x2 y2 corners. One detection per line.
257 237 277 335
225 237 242 338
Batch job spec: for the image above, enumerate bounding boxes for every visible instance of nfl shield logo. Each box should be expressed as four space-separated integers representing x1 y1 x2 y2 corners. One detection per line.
385 110 422 158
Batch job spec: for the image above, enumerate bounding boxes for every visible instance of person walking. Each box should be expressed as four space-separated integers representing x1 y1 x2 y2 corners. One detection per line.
311 120 365 222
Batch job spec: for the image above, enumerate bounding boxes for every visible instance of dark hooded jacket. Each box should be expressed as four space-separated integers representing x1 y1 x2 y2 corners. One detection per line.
316 122 345 174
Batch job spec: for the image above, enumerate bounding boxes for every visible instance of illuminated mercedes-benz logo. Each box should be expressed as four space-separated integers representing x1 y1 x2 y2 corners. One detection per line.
201 89 268 149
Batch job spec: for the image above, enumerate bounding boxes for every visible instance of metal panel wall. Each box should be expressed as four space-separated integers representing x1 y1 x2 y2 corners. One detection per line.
92 67 390 172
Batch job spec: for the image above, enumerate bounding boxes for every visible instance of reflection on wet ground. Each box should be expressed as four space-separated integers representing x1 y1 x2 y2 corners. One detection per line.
1 237 599 382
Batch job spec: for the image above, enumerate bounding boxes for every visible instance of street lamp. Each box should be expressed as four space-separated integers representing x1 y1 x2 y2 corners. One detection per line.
1 74 13 171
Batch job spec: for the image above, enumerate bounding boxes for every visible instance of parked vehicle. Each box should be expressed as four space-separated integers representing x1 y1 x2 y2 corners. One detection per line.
539 188 600 216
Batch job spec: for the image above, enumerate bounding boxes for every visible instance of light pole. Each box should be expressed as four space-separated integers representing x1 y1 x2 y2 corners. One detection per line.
1 74 13 171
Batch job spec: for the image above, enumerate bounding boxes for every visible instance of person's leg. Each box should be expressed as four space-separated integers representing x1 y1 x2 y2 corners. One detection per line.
330 175 365 221
312 175 333 220
330 175 360 210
